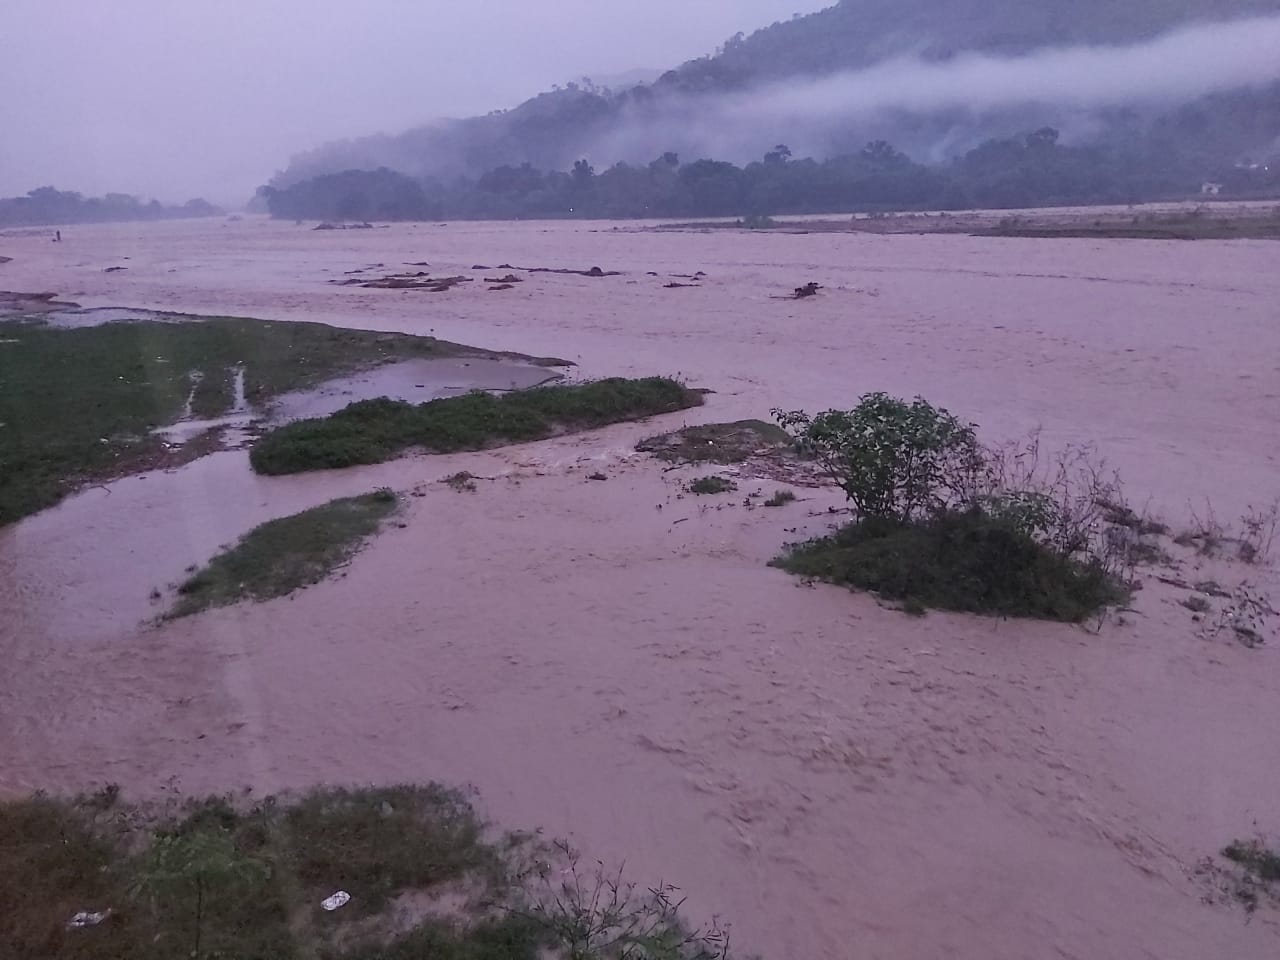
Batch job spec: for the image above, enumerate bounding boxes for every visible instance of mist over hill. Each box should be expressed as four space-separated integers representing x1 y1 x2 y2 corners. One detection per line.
267 0 1280 217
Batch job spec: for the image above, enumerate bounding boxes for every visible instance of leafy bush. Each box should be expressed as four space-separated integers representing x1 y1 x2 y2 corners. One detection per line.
772 395 1138 620
774 393 981 523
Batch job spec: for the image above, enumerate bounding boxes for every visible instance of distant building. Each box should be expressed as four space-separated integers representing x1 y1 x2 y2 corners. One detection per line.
1201 181 1223 196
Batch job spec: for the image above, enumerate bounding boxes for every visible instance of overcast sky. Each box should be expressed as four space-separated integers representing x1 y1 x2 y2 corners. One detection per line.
1 0 829 204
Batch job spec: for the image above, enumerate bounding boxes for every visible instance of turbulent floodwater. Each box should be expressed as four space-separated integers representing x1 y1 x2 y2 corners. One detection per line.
1 215 1279 959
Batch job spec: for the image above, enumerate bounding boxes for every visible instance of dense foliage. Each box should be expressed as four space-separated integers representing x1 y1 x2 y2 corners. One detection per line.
774 394 981 524
265 122 1280 222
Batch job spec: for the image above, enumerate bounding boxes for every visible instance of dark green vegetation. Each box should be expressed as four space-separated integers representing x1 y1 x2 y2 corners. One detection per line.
1224 839 1280 883
764 490 797 508
172 491 398 618
268 1 1279 219
637 419 792 465
0 185 220 227
0 315 554 525
688 476 737 496
775 511 1126 622
1217 837 1280 913
266 119 1280 222
251 377 704 475
772 394 1132 621
0 787 734 960
983 210 1280 240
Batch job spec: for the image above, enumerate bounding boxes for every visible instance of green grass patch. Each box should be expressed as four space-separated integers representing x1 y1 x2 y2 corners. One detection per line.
0 787 738 960
981 212 1280 240
251 377 704 475
331 916 546 960
0 315 562 525
172 490 398 617
282 785 498 918
773 510 1127 622
688 475 737 496
636 419 791 464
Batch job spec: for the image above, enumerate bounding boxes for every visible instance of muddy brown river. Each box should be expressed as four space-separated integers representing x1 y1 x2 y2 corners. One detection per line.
1 214 1278 958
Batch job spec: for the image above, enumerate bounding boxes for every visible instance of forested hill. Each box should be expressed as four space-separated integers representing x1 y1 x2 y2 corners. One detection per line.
268 0 1280 213
657 0 1280 91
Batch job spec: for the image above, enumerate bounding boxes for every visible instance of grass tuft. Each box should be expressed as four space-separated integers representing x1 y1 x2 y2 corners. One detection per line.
171 491 398 617
774 510 1127 622
764 489 797 507
636 419 791 465
688 475 737 496
251 377 703 475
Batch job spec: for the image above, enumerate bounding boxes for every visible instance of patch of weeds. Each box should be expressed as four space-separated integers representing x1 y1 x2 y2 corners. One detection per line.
509 840 733 960
901 597 928 617
1238 499 1279 564
0 795 143 960
1182 594 1211 613
689 475 737 496
171 490 398 617
1179 502 1229 556
132 818 289 960
774 510 1127 622
1125 537 1173 566
331 915 547 960
443 471 478 493
636 419 791 465
1224 839 1280 883
1199 583 1275 648
764 489 797 508
0 315 560 525
0 788 750 960
282 785 497 919
252 378 703 475
1099 499 1169 536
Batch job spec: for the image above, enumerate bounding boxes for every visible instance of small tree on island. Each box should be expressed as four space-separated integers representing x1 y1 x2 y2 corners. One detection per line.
773 393 982 523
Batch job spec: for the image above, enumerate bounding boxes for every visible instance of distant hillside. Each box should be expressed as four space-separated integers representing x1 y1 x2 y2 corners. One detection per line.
657 0 1280 91
270 0 1280 212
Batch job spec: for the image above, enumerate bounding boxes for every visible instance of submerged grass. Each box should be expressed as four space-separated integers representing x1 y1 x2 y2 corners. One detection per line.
250 377 704 475
774 510 1126 622
0 787 735 960
172 490 398 617
0 315 559 525
688 475 737 496
636 419 791 465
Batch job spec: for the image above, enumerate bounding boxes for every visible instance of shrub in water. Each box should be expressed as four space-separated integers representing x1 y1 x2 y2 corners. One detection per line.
774 393 981 523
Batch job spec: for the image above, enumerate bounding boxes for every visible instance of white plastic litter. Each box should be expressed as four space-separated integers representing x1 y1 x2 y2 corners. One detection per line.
67 910 110 929
321 891 351 912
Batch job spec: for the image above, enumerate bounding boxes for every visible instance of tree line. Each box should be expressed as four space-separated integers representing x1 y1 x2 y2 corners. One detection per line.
0 187 222 228
262 129 1279 223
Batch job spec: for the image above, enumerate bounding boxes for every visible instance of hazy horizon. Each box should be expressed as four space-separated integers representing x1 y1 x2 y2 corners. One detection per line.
1 0 829 205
